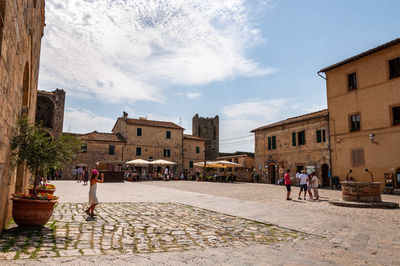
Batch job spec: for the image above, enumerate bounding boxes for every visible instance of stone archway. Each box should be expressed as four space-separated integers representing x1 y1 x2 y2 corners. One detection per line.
35 95 55 128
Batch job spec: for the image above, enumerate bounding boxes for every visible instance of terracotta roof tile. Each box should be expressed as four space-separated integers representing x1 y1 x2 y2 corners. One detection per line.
319 38 400 73
251 109 328 132
124 118 184 130
184 134 206 141
77 131 126 143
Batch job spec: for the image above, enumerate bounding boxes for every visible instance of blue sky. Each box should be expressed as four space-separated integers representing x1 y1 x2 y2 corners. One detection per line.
38 0 400 152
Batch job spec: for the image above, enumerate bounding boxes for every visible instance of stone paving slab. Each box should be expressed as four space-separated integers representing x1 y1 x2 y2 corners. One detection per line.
0 202 313 260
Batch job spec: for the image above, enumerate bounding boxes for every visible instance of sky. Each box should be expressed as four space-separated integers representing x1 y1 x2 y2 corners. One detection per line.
38 0 400 153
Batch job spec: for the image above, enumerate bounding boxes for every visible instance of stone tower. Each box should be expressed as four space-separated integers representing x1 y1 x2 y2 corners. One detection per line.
192 114 219 161
36 89 66 138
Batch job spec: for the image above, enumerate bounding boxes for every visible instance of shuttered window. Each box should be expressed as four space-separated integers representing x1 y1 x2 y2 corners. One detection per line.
350 114 361 132
322 129 326 142
109 145 115 155
298 131 306 145
351 149 365 166
393 106 400 126
292 132 296 146
166 131 171 139
164 149 171 157
189 161 194 168
389 57 400 80
136 147 142 156
347 72 357 91
268 136 276 150
316 130 322 143
196 147 200 153
137 128 142 136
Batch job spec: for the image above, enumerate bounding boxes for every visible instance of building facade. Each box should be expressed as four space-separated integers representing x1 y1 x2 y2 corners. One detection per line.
112 114 184 165
183 134 205 176
192 114 219 161
35 89 65 138
217 154 255 182
319 38 400 185
252 110 330 186
0 0 46 231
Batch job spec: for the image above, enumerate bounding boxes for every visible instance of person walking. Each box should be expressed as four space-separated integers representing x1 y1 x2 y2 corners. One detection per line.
311 172 320 200
284 169 292 200
297 170 308 200
307 175 313 200
82 166 89 186
85 169 104 217
77 166 83 182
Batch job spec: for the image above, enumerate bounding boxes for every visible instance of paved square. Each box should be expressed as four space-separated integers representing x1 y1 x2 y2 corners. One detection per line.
0 202 312 260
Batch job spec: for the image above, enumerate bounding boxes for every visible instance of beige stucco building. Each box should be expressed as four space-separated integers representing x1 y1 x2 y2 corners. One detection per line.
252 110 331 186
217 154 255 182
319 38 400 186
0 0 45 231
183 134 205 176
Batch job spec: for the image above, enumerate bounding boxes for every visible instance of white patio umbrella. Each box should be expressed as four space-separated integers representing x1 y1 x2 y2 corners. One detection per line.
215 160 241 167
193 161 221 168
126 159 151 165
151 159 176 165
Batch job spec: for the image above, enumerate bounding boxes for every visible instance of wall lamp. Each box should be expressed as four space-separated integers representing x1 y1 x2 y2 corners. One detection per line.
368 132 377 144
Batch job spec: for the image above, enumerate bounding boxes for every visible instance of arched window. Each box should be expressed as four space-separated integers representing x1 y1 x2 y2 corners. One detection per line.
35 96 55 128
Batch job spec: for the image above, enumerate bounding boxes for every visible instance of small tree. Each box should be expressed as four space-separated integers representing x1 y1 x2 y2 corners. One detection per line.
10 118 81 195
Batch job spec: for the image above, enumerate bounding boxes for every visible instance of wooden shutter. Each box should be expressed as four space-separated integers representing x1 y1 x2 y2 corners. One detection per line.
268 137 271 150
351 149 364 166
322 130 326 142
292 132 296 146
316 130 321 143
272 136 276 150
302 131 306 145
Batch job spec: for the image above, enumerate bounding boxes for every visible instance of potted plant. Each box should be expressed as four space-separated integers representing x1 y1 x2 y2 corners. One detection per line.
10 119 81 227
28 183 56 195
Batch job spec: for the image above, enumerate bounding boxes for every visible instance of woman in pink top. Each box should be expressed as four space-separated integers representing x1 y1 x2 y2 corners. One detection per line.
284 169 292 200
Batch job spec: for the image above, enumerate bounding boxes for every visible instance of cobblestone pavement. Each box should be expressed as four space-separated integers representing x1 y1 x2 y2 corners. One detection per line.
0 202 311 261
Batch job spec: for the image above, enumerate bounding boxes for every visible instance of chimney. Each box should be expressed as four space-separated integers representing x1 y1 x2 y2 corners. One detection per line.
123 112 128 120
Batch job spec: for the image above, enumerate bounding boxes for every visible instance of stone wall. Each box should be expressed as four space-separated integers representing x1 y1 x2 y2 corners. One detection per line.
254 116 330 186
36 89 65 138
192 114 219 161
63 141 125 180
0 0 45 231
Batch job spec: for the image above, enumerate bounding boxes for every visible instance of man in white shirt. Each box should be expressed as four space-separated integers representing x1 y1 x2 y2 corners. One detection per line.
297 170 308 200
164 167 169 181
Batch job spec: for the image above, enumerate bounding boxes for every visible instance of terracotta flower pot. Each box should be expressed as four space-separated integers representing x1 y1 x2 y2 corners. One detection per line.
28 188 55 195
12 198 57 227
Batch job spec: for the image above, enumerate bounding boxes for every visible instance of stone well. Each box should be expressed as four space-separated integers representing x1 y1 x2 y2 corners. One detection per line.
341 182 382 203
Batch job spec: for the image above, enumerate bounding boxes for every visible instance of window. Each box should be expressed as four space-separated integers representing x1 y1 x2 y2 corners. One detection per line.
298 131 306 145
108 145 115 155
393 106 400 126
163 149 171 157
189 161 194 169
268 136 276 150
347 72 357 91
316 129 326 143
137 128 142 136
292 132 296 146
196 146 200 154
166 131 171 139
389 57 400 80
351 149 365 166
136 147 142 156
81 143 87 153
349 114 361 132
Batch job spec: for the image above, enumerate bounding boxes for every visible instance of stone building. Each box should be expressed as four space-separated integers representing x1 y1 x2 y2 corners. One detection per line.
64 131 126 178
35 89 65 138
319 38 400 186
112 113 184 165
0 0 46 231
217 153 255 182
251 110 330 186
192 114 219 161
64 113 207 179
183 134 205 176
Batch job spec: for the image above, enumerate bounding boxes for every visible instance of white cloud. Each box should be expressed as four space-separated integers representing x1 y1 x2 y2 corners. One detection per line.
39 0 273 103
63 108 116 133
220 98 312 152
176 92 202 99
